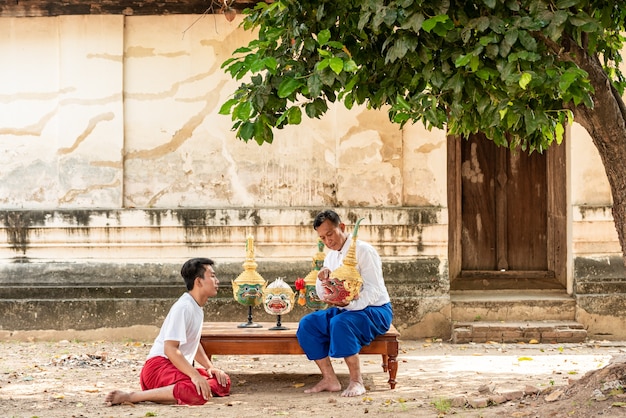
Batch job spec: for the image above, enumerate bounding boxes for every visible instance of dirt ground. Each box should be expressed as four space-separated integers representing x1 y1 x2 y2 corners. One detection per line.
1 328 626 418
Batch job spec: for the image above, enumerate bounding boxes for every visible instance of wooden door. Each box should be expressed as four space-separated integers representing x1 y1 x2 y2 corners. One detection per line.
448 133 567 290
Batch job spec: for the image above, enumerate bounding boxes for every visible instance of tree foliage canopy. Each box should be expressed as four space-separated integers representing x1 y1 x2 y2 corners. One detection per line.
220 0 626 150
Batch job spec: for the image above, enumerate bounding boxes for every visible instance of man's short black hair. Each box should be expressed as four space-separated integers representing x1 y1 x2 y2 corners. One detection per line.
181 258 215 291
313 210 342 230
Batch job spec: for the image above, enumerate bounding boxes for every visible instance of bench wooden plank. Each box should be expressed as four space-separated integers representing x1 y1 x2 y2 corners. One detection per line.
200 322 399 389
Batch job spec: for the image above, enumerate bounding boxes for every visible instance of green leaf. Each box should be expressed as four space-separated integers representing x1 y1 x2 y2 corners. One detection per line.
263 57 278 73
475 16 490 32
319 68 336 86
277 77 302 99
433 18 454 37
476 68 492 80
524 109 538 135
402 12 425 32
221 57 238 68
254 116 273 145
234 101 254 121
555 121 565 144
329 57 344 74
423 15 448 33
386 35 418 63
317 58 330 71
343 60 358 73
383 7 398 26
317 29 331 46
344 74 359 92
358 11 372 31
558 70 579 92
519 72 532 89
470 55 480 72
556 0 581 8
327 41 345 49
307 74 323 97
518 31 537 51
455 54 472 68
396 95 411 111
219 98 239 115
238 121 255 141
232 46 252 54
287 106 302 124
250 57 267 73
305 99 328 119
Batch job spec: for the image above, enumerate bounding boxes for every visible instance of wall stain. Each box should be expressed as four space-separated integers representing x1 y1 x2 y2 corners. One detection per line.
2 211 48 254
0 109 57 136
123 71 216 102
237 209 261 226
58 179 121 205
416 141 444 153
87 52 123 62
172 209 232 246
125 81 227 162
58 112 116 155
92 160 123 168
146 188 171 208
147 209 171 226
578 205 612 220
0 87 75 104
124 46 188 59
342 110 402 167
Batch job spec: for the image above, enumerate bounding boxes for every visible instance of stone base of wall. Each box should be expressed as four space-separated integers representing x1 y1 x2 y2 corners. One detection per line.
574 256 626 340
576 297 626 340
0 259 451 341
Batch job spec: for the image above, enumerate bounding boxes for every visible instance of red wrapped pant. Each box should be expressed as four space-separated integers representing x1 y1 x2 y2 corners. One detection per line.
140 356 231 405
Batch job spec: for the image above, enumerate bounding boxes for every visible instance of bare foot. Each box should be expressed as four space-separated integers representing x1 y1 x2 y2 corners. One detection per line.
304 377 342 394
105 390 133 406
341 381 366 397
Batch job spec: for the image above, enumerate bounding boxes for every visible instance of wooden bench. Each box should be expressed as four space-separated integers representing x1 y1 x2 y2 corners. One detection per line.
200 322 400 389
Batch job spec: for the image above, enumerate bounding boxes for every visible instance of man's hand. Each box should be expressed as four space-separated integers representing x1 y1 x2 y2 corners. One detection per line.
191 372 212 400
318 268 350 307
317 267 331 282
208 368 230 387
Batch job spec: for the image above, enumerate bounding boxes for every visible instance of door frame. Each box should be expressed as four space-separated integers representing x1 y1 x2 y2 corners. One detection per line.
447 134 567 290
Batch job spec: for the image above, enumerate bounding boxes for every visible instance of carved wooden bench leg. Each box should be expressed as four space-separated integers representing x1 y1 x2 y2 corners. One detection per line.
381 354 389 372
387 353 398 389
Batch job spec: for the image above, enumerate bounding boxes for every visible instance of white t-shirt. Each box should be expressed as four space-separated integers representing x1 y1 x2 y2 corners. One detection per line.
147 292 204 364
316 237 391 311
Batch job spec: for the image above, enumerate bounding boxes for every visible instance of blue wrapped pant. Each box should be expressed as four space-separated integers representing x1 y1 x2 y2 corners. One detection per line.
296 303 393 359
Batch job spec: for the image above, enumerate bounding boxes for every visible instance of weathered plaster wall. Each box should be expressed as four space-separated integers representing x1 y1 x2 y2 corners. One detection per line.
569 123 626 339
0 15 446 210
0 15 124 208
569 122 620 260
0 15 451 338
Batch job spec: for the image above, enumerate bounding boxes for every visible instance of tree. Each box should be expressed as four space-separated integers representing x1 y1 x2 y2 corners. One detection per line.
220 0 626 264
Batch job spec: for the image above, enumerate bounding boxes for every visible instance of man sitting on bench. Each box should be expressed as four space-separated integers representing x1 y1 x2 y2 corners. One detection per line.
296 210 393 397
106 258 231 406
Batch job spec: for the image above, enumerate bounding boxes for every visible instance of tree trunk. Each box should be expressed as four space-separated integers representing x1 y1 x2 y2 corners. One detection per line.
569 48 626 267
